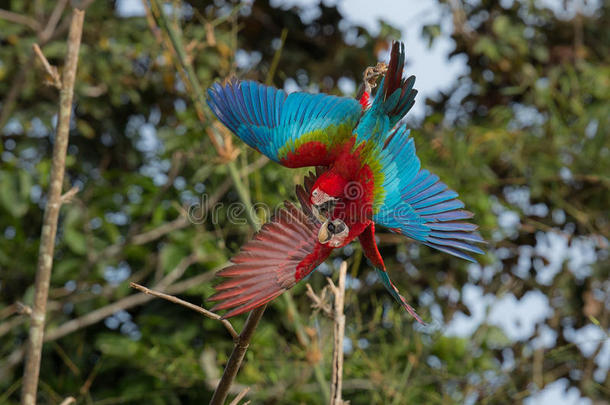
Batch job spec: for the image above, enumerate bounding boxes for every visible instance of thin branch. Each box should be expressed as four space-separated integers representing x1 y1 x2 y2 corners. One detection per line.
242 155 269 175
130 216 190 246
264 28 287 85
45 254 200 342
58 396 75 405
21 8 86 405
32 43 62 89
228 386 250 405
154 253 198 290
17 302 33 316
0 9 41 31
306 283 332 318
0 302 32 338
38 0 69 43
130 282 238 340
60 185 79 203
0 303 18 320
329 261 348 405
0 316 26 339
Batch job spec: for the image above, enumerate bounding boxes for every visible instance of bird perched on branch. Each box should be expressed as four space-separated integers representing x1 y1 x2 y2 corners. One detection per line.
206 41 485 321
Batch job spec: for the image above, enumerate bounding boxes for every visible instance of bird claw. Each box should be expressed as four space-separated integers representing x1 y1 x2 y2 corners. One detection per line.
363 62 388 93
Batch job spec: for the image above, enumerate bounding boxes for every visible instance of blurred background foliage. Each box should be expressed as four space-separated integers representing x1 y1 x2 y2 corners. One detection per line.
0 0 608 404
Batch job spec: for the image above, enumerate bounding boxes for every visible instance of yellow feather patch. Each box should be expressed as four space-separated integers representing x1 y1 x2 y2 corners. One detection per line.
353 136 386 213
277 123 353 160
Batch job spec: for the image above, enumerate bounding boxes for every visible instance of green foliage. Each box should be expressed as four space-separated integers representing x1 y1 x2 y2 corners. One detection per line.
1 0 608 404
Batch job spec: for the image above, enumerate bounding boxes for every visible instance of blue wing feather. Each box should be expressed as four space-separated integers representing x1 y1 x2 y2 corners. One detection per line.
364 104 484 262
207 78 362 167
370 123 485 262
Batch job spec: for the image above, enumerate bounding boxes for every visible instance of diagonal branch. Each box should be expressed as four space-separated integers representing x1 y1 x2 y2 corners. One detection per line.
228 387 250 405
130 282 238 340
38 0 69 43
32 44 62 89
209 307 266 405
0 9 41 31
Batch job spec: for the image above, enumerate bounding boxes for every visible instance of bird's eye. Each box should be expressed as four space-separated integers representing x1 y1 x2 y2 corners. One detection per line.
312 189 319 196
327 222 335 233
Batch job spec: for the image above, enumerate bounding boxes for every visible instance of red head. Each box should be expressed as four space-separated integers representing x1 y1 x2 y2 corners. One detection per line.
310 171 347 206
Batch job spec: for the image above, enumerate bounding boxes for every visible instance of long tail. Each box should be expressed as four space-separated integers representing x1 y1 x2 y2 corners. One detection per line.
375 268 424 324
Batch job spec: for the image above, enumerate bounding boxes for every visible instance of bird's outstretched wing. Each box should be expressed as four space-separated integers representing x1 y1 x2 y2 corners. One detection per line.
365 124 485 262
351 42 483 261
207 79 363 168
209 201 332 318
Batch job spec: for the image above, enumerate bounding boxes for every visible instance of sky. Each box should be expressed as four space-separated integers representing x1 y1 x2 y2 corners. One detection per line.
270 0 469 119
114 1 607 403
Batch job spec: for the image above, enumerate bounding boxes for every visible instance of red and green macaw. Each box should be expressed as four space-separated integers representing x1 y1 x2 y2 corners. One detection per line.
206 42 484 321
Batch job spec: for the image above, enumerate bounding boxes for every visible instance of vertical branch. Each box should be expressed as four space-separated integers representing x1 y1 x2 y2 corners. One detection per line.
21 8 85 405
329 262 347 405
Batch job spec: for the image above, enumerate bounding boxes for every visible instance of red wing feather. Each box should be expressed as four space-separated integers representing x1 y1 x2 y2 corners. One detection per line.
209 201 324 318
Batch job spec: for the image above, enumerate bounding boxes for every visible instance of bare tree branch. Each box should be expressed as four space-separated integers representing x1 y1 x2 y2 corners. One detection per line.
59 186 79 204
306 283 332 318
329 261 348 405
58 397 75 405
228 387 251 405
32 43 62 89
0 9 41 31
21 8 86 405
130 282 238 340
38 0 69 43
0 316 26 339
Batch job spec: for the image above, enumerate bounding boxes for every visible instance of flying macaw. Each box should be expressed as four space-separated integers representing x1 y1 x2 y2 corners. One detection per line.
206 42 485 321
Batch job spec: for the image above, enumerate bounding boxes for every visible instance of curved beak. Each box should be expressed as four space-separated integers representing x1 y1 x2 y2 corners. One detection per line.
318 221 331 244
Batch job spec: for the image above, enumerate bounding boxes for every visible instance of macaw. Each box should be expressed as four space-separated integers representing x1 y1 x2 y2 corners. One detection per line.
206 42 484 321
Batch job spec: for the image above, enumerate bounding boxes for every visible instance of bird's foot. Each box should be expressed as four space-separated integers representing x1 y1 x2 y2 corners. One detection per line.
363 62 388 93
